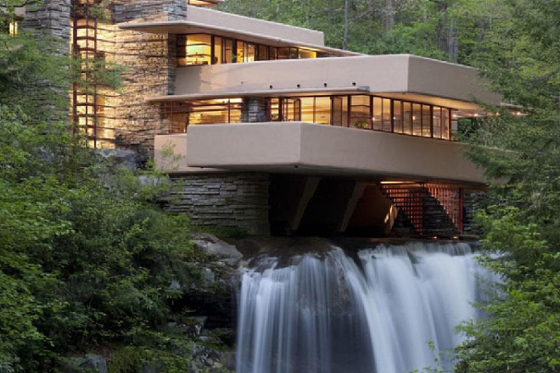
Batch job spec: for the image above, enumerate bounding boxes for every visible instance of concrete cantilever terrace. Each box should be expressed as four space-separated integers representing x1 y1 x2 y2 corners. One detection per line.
152 54 499 185
119 4 360 57
154 54 500 109
120 0 500 236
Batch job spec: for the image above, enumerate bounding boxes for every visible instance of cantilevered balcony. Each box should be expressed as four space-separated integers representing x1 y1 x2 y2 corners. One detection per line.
154 122 485 184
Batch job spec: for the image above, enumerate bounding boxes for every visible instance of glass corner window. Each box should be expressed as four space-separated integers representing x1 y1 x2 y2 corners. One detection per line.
177 34 212 66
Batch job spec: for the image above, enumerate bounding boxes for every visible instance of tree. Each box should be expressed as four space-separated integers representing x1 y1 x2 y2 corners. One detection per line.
0 25 225 373
453 0 560 371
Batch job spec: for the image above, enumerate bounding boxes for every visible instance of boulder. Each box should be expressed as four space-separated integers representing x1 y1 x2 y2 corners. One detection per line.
97 149 140 171
193 233 243 267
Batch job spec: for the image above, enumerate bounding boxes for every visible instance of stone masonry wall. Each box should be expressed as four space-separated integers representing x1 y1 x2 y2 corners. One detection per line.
109 0 186 156
241 97 267 123
21 0 71 41
167 173 271 236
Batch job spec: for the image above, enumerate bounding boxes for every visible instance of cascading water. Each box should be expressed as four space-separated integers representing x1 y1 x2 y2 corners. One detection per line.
236 241 492 373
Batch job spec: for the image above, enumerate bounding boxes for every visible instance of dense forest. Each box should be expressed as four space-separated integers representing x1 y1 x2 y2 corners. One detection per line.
219 0 500 66
1 0 560 372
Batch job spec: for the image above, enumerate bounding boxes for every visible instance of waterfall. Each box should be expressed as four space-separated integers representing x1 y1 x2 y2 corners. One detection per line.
236 241 492 373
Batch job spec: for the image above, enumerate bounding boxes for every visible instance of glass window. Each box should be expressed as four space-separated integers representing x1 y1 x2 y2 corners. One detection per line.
299 49 317 59
433 106 442 139
178 34 212 66
224 39 234 64
350 95 371 129
269 98 281 121
257 45 268 61
372 97 383 131
213 36 222 64
315 97 331 125
382 99 392 132
403 102 413 135
187 99 242 125
422 104 432 137
451 111 459 140
393 100 403 134
270 47 278 60
290 48 299 59
282 98 301 121
442 109 450 140
236 41 245 63
246 43 256 63
301 97 315 123
278 48 290 60
412 104 422 136
331 96 349 127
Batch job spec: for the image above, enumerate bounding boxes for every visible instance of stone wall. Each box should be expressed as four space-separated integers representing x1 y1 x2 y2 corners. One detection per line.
462 189 485 236
241 97 267 123
167 173 271 236
105 0 187 156
21 0 71 41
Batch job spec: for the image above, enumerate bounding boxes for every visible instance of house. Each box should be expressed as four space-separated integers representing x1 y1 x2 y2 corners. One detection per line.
15 0 501 236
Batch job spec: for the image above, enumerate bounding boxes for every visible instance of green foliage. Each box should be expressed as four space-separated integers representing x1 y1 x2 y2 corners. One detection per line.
219 0 505 64
0 31 219 373
451 1 560 371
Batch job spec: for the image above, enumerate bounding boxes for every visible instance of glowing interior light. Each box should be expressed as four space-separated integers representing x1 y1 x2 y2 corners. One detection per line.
9 21 18 36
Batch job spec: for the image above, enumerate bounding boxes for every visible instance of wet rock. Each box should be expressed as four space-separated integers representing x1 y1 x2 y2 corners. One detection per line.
193 233 243 267
97 149 140 171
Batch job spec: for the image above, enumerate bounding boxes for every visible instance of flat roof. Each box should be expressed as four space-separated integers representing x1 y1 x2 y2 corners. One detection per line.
169 55 502 110
119 20 360 56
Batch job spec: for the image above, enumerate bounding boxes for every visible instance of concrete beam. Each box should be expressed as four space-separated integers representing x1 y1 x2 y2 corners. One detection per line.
337 182 367 233
289 177 321 231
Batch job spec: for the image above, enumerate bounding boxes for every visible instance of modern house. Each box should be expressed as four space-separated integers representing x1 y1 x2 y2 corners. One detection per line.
14 0 502 236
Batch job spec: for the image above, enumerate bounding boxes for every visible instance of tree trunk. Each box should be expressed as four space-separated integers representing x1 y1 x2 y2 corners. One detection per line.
343 0 349 49
436 0 458 61
383 0 394 31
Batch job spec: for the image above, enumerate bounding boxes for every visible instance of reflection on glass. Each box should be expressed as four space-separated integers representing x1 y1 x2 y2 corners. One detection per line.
350 95 371 129
169 94 458 142
315 97 331 124
451 111 458 140
382 99 392 132
412 104 422 136
332 96 344 126
245 43 256 63
393 100 403 134
179 34 212 66
433 106 442 139
236 41 245 63
278 48 291 59
403 102 412 135
373 97 383 131
214 36 222 64
178 34 322 66
224 38 234 63
290 48 299 59
442 109 450 140
301 97 315 123
188 99 242 125
299 49 317 59
269 98 281 121
422 104 431 137
283 99 301 121
257 45 268 61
